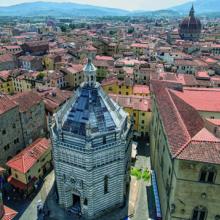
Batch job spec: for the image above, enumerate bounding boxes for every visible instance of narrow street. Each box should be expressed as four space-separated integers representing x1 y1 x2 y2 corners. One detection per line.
133 139 152 220
19 171 55 220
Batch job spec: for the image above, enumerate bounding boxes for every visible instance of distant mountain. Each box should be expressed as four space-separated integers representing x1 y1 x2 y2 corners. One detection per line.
170 0 220 14
131 10 180 17
0 1 219 17
0 1 129 17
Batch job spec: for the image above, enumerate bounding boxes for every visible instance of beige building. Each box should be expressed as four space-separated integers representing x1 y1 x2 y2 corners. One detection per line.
150 81 220 220
60 64 84 89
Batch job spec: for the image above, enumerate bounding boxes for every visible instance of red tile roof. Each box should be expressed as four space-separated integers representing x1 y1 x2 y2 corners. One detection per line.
6 138 50 173
0 54 14 63
95 55 113 61
133 85 150 95
0 94 17 115
64 64 83 74
206 118 220 126
0 71 10 81
11 91 42 112
2 206 17 220
171 87 220 112
109 94 151 112
151 80 220 164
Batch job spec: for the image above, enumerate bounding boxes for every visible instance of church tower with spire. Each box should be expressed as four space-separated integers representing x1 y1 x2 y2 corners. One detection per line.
50 58 133 219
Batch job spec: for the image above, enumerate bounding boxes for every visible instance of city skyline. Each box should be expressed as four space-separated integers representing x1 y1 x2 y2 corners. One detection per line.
0 0 192 11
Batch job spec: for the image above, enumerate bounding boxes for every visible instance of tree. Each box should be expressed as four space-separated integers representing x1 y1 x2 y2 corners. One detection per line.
36 72 45 80
60 25 67 32
69 23 76 30
128 27 134 34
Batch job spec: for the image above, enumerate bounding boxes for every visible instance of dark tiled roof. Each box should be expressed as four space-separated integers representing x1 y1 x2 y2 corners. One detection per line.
62 85 116 136
11 91 42 112
0 95 17 115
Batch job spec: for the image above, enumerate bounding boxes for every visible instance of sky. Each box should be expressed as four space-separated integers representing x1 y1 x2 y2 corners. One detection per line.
0 0 192 11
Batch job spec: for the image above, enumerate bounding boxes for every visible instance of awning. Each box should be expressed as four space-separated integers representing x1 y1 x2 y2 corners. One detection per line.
2 205 17 220
7 176 37 190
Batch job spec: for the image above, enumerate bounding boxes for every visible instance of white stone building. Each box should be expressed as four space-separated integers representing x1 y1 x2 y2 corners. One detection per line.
50 59 133 219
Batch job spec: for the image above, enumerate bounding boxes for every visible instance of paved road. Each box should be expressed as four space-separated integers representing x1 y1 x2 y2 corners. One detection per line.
133 139 151 220
19 171 55 220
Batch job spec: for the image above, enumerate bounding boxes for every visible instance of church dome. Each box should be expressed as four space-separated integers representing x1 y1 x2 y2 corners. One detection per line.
179 5 202 41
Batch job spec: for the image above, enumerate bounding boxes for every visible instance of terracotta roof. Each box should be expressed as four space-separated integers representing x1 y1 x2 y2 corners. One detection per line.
109 94 151 112
95 55 113 61
2 206 17 220
131 43 148 48
101 77 118 86
133 85 150 95
0 71 10 81
6 138 50 173
0 54 14 63
11 91 42 112
151 80 220 164
0 95 17 115
206 118 220 126
177 141 220 164
64 64 83 74
171 88 220 112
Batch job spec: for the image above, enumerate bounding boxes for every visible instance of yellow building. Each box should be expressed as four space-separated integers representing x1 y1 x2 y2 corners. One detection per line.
109 94 151 137
102 77 133 96
13 76 32 92
60 64 84 89
43 54 61 70
0 71 14 94
7 138 52 194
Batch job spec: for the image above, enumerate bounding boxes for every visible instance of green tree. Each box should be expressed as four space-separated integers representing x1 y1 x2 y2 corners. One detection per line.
36 72 45 80
60 25 67 32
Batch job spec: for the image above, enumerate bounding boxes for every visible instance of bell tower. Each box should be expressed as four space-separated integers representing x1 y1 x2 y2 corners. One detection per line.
83 57 97 87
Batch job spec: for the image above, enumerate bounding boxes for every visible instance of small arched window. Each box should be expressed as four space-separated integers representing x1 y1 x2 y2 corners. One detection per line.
199 167 216 183
192 206 207 220
104 175 109 194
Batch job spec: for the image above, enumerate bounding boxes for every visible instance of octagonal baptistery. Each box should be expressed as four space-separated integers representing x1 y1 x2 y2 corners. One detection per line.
50 59 133 219
179 5 202 41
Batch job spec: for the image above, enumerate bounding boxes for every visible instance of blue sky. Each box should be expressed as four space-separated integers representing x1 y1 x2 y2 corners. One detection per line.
0 0 192 10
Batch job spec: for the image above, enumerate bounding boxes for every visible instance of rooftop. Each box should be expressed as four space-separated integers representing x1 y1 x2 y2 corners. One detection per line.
6 138 50 173
62 84 122 136
151 80 220 164
0 94 17 115
171 87 220 112
11 91 42 112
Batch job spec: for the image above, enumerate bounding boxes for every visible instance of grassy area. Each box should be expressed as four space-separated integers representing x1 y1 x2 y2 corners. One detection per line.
131 167 151 181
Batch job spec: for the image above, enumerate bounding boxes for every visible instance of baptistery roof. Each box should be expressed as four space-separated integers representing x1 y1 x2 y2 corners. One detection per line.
54 59 127 138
